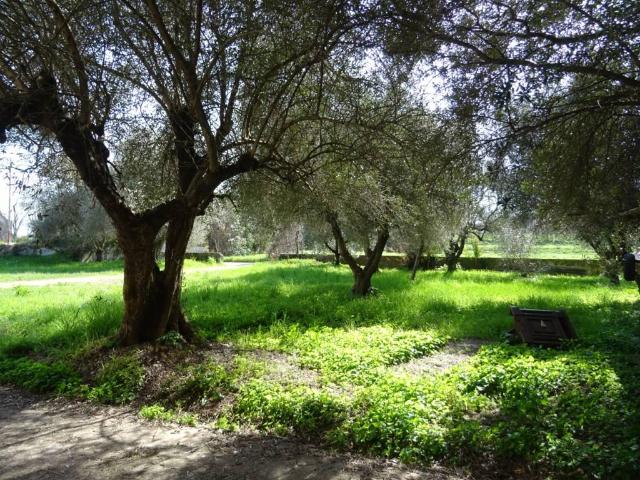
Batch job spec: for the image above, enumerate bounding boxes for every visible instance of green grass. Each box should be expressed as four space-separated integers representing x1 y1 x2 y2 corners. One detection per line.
223 253 270 262
0 261 638 477
0 254 124 281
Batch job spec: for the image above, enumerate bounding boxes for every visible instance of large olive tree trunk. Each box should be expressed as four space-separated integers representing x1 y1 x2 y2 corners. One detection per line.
326 213 389 297
117 214 197 346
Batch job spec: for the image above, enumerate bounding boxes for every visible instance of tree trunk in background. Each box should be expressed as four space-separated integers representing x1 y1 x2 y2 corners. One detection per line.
324 239 341 265
118 215 196 346
326 213 389 297
586 238 624 284
410 239 425 281
444 231 468 273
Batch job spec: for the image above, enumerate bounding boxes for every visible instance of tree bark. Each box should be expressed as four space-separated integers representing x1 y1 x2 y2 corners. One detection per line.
410 239 425 281
324 239 340 266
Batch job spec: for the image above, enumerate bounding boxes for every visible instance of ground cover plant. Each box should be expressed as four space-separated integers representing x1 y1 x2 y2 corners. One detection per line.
0 260 638 478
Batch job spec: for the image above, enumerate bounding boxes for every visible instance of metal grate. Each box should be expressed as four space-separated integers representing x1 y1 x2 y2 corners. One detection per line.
509 306 577 347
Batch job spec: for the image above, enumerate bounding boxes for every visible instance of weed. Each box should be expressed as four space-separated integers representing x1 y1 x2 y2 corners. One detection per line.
0 357 83 394
88 353 144 404
160 361 232 408
139 404 175 422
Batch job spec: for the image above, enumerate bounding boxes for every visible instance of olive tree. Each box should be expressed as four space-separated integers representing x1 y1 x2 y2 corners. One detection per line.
0 0 377 344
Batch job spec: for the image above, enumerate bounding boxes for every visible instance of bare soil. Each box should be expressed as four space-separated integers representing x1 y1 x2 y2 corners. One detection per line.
392 339 489 377
0 386 471 480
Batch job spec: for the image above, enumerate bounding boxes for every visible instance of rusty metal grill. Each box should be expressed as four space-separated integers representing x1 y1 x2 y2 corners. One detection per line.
509 306 577 347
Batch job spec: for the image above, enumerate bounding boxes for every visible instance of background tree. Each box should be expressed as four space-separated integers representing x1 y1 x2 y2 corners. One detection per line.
31 184 116 260
441 186 501 272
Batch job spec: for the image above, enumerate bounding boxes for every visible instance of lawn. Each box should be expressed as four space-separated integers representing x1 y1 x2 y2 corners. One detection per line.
1 261 638 478
0 254 226 281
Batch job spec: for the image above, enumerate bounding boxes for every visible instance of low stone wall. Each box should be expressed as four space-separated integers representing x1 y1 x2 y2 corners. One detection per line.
278 253 602 276
184 252 224 262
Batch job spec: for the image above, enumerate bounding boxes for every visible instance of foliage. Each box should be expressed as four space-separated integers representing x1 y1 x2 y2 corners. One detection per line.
30 185 117 260
159 361 233 408
87 354 144 404
234 380 348 437
138 404 198 426
452 345 640 477
139 404 175 422
0 357 82 394
292 326 446 384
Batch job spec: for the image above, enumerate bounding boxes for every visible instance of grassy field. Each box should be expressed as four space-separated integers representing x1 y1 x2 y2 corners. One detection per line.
0 261 638 478
0 237 597 282
0 255 227 281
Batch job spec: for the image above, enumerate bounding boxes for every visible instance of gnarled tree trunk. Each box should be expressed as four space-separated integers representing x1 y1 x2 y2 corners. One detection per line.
444 230 468 273
118 214 196 346
326 213 389 297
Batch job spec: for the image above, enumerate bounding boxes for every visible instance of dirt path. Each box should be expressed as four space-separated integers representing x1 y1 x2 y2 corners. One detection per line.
0 386 469 480
0 262 253 289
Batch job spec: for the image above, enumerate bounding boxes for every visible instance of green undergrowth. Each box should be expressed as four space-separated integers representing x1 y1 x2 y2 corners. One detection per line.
0 357 83 394
1 262 639 477
238 324 447 385
139 404 198 426
158 360 234 409
87 353 145 404
0 353 144 405
230 344 640 478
